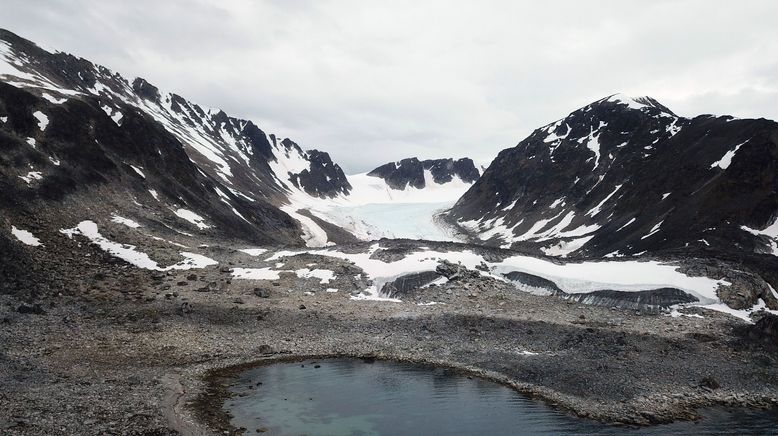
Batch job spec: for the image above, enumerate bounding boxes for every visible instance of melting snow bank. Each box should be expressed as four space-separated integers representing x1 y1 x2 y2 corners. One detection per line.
174 209 211 230
60 220 217 270
231 266 337 284
261 244 762 316
111 214 141 228
11 225 43 246
238 248 268 256
232 267 281 280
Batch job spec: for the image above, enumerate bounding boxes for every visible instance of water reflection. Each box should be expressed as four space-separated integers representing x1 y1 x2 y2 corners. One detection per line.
227 358 778 435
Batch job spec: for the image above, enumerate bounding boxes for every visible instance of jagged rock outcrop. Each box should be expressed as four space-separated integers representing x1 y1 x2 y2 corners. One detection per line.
367 157 479 190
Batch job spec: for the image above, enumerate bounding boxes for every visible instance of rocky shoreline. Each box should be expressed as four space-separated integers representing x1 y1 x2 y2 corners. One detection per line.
2 244 778 435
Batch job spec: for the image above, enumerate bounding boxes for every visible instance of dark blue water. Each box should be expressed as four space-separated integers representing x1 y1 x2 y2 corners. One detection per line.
226 358 778 435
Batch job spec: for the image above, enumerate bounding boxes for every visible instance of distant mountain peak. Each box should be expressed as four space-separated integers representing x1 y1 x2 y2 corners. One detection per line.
367 157 480 190
598 93 676 117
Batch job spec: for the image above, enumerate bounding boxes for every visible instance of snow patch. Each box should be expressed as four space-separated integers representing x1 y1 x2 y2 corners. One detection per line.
130 165 145 178
295 268 335 284
32 111 48 130
710 140 748 170
541 235 595 257
586 184 622 217
19 170 43 184
11 225 42 246
41 93 67 104
267 244 727 305
641 220 664 240
239 248 268 256
232 267 281 280
111 215 141 228
616 218 636 232
174 209 211 230
60 220 217 270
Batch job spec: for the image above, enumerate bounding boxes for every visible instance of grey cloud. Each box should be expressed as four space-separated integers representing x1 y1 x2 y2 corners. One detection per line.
3 0 777 173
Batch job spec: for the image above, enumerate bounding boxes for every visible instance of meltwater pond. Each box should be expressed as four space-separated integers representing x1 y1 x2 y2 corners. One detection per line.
226 358 778 435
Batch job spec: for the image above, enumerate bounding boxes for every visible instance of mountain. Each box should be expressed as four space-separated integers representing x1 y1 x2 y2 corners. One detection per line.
443 94 778 264
0 28 352 247
366 157 480 190
0 29 487 250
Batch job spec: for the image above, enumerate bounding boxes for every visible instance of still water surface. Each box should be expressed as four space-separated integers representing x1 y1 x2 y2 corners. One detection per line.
227 358 778 435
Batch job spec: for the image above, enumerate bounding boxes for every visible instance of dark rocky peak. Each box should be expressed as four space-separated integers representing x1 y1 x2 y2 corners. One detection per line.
132 78 160 102
368 157 480 190
289 149 352 198
280 137 304 154
425 158 480 184
533 94 680 151
240 120 273 158
263 135 352 198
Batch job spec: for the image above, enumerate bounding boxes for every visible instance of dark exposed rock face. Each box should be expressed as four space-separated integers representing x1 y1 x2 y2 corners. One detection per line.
380 271 442 298
556 288 699 313
367 157 480 190
749 314 778 342
502 268 698 311
503 271 563 294
286 146 352 198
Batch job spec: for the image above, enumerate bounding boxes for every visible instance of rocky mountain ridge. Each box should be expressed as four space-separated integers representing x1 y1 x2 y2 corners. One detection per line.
0 28 355 248
445 94 778 263
366 157 480 190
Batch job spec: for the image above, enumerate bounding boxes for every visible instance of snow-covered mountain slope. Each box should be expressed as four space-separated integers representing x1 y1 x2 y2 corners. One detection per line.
0 28 353 246
445 94 778 261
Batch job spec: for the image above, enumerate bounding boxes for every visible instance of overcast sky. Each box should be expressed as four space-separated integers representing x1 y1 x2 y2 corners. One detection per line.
3 1 778 173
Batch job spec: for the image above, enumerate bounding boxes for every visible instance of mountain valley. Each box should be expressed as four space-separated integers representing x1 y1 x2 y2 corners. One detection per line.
1 28 778 435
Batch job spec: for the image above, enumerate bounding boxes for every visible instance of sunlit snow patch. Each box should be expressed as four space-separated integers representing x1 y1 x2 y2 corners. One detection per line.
32 111 48 131
41 93 67 104
294 268 335 284
19 170 43 184
11 225 42 246
111 215 141 228
174 208 211 230
129 165 145 178
710 140 748 170
232 267 281 280
239 248 268 256
60 220 217 270
266 244 733 311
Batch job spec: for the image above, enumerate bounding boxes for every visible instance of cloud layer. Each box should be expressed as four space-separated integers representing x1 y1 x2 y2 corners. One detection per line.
4 0 777 172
